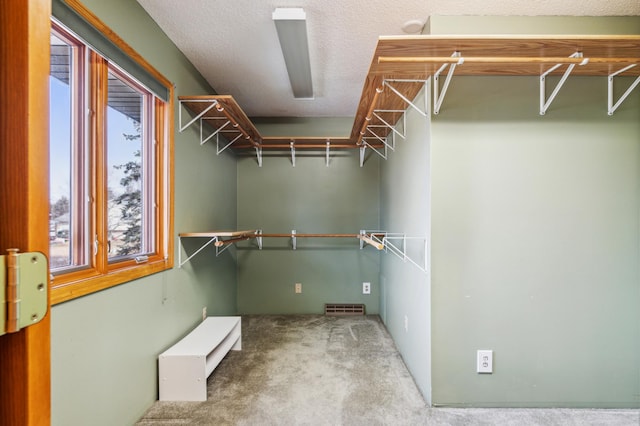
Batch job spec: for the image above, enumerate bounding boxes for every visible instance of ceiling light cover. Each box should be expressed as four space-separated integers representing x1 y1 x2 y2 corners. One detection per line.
272 8 314 99
401 19 425 34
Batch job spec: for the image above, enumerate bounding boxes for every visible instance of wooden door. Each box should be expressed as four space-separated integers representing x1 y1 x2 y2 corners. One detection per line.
0 0 51 424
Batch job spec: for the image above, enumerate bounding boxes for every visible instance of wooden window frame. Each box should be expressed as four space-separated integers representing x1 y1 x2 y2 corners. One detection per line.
50 1 174 305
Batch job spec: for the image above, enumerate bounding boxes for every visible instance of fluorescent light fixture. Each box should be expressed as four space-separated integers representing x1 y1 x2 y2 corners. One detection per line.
272 8 314 99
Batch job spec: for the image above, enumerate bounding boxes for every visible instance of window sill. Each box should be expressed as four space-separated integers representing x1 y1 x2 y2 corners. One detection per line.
51 257 172 305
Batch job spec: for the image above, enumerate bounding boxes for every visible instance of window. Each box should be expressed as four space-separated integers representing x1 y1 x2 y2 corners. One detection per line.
49 10 173 304
50 28 86 271
106 66 153 261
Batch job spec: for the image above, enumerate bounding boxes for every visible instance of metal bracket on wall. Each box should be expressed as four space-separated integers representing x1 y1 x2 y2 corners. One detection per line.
217 132 242 154
0 249 48 336
326 140 331 167
539 52 587 115
362 138 388 161
372 110 405 141
255 146 263 167
178 99 219 134
608 64 640 115
178 230 261 267
366 127 394 152
384 79 429 117
360 230 428 274
290 141 296 167
215 240 233 257
433 51 462 115
178 235 219 267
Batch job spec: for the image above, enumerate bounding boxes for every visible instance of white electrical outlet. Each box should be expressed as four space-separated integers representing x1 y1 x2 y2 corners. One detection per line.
295 283 302 294
477 350 493 373
363 282 371 294
202 307 207 321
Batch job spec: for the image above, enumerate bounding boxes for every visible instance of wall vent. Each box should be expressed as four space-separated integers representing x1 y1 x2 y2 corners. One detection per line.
325 303 365 316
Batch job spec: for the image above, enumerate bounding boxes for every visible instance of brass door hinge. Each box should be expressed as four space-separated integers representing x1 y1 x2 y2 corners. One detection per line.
0 249 48 336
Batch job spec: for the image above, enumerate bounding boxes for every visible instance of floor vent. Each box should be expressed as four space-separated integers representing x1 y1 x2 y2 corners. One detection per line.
325 303 365 316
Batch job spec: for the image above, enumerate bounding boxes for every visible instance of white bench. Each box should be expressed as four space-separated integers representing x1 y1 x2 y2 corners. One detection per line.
158 316 241 401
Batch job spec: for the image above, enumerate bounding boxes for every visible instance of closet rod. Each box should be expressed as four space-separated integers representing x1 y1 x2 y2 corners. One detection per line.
214 235 254 247
232 143 365 149
213 233 363 247
260 233 360 238
357 85 384 146
213 103 261 148
358 234 384 250
378 56 640 65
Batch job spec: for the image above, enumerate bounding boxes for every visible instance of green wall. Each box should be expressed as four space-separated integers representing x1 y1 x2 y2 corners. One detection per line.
50 1 238 425
425 14 640 408
430 75 640 407
379 87 432 402
236 148 381 314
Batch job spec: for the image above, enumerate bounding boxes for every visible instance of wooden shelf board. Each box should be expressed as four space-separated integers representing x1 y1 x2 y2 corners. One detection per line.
372 35 640 77
179 95 261 144
181 35 640 153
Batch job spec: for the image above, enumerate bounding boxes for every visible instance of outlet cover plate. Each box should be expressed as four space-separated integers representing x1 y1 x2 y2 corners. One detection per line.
363 282 371 294
295 283 302 294
477 350 493 373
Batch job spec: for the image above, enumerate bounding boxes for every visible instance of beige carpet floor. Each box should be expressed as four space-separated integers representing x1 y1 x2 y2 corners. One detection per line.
137 315 639 425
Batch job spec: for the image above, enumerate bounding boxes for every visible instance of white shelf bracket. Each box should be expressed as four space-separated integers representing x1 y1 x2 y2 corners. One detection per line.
215 242 233 257
359 146 366 168
433 52 462 115
373 111 405 140
361 230 428 274
366 128 394 152
217 133 242 155
385 79 428 117
540 52 587 115
608 64 640 115
178 235 218 268
257 229 263 250
383 234 428 274
200 118 229 146
292 230 297 250
290 141 296 167
179 99 218 133
363 140 387 160
255 146 263 167
326 139 331 167
358 231 385 251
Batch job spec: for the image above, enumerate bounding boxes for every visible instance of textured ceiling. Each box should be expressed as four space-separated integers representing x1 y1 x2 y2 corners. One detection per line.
137 0 639 118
